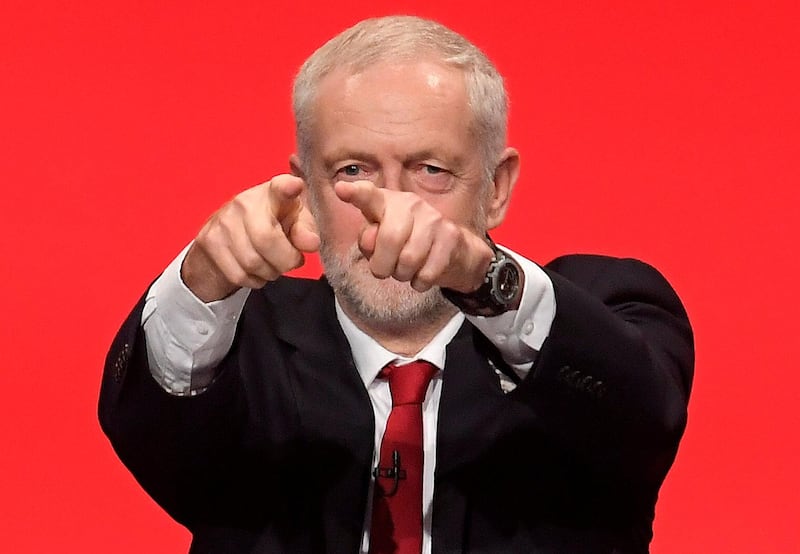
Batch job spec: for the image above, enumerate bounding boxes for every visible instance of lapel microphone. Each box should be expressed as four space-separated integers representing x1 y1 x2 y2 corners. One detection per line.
372 450 406 497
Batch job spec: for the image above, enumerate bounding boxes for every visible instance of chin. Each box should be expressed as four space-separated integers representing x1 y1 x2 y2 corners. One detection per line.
320 242 454 328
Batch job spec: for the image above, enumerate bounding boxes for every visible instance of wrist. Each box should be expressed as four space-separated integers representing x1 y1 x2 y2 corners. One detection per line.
181 244 240 303
441 236 524 317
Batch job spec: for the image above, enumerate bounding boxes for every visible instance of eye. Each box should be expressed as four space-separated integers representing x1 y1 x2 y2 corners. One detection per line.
413 163 453 193
424 165 444 175
341 164 360 177
335 164 369 182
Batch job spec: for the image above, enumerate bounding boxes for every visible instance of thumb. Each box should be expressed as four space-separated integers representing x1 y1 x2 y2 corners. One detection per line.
288 205 320 253
358 223 378 259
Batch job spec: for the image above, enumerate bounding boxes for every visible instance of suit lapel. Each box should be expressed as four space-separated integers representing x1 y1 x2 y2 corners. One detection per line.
433 323 509 554
267 282 512 553
271 279 375 553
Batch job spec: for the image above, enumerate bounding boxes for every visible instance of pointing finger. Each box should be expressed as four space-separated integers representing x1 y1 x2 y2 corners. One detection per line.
268 175 305 221
334 180 385 224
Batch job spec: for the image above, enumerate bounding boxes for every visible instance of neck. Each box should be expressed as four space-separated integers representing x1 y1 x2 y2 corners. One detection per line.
338 300 459 357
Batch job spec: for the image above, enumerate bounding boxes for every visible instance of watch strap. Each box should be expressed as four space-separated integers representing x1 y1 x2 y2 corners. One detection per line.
440 236 521 317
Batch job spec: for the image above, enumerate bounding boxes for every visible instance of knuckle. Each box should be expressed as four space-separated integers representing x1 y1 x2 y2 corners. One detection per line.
405 192 424 207
229 193 251 213
197 226 227 256
438 221 460 243
397 249 423 270
250 221 279 247
370 260 391 279
292 250 304 267
243 276 265 289
258 270 279 284
411 276 432 292
269 175 286 187
414 266 438 289
276 250 304 274
428 210 444 226
393 264 414 282
290 256 304 273
223 265 250 287
239 252 264 274
194 227 212 249
215 214 239 239
378 229 405 251
479 247 494 265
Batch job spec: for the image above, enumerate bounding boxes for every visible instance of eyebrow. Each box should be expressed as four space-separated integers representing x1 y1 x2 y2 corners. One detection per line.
322 148 465 169
405 149 467 171
321 150 380 171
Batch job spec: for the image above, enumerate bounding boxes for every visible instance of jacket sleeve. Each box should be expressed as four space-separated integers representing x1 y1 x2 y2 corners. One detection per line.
98 293 256 528
511 255 694 482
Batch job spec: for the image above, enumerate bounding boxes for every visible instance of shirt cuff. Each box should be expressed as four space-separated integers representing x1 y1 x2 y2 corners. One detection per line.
142 243 251 395
466 245 556 373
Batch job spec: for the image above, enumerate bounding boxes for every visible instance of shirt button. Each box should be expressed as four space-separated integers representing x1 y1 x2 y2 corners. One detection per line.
495 334 508 344
522 320 534 335
196 324 209 336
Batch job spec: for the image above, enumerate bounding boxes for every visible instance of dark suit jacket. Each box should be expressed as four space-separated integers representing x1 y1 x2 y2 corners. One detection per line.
99 254 693 553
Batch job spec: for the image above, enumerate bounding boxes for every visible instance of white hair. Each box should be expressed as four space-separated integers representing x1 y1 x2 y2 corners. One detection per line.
292 15 508 181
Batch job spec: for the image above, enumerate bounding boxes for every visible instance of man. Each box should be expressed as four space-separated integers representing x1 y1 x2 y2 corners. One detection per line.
100 15 693 554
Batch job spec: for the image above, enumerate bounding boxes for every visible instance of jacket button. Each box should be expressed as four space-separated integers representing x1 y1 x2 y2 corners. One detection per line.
592 380 607 398
562 367 585 388
113 343 131 383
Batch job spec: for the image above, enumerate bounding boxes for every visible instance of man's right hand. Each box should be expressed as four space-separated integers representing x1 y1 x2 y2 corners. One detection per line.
181 175 320 302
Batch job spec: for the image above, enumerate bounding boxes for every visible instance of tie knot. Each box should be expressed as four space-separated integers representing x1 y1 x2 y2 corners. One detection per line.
379 360 438 405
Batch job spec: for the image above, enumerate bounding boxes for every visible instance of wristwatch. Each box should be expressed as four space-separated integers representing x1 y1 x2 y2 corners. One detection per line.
441 235 523 317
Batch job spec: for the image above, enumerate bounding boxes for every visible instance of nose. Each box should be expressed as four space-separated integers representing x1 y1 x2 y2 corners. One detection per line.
380 167 406 192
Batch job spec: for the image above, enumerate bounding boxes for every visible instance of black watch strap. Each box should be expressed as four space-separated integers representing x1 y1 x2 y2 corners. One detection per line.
441 235 522 317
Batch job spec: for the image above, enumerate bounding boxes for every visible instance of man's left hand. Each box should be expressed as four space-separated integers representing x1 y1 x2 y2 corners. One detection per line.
333 180 494 294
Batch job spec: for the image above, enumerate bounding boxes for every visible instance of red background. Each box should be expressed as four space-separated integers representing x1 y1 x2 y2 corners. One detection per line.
1 1 798 551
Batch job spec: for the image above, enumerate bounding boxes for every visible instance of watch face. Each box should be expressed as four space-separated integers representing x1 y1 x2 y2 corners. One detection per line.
494 261 520 303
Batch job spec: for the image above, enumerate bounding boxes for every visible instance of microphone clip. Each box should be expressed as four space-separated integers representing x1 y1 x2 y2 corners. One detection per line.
372 450 406 497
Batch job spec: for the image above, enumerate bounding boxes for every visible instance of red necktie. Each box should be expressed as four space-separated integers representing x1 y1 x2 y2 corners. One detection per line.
370 360 437 554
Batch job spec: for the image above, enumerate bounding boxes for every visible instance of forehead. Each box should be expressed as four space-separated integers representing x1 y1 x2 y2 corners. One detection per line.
326 56 465 94
308 59 474 158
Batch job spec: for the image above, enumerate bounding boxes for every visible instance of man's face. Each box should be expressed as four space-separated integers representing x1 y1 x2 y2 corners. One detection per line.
303 59 491 327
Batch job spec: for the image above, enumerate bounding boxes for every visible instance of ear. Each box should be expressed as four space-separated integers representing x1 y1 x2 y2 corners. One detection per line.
289 154 313 210
485 147 520 229
289 154 305 179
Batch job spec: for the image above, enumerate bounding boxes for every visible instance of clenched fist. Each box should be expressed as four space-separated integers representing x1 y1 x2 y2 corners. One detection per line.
181 175 320 302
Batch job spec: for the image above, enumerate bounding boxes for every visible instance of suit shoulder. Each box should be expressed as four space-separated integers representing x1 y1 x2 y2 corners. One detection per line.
545 254 670 289
544 254 687 315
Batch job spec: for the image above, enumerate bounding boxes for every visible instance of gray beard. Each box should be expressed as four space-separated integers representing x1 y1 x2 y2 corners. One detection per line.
319 240 455 329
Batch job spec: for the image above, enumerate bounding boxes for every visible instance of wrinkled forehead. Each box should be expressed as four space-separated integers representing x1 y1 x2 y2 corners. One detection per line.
305 61 478 172
312 57 469 114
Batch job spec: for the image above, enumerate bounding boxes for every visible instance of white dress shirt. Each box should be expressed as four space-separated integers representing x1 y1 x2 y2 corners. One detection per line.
141 244 556 552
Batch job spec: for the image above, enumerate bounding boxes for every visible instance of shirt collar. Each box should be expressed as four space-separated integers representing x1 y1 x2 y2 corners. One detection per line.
334 298 465 386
